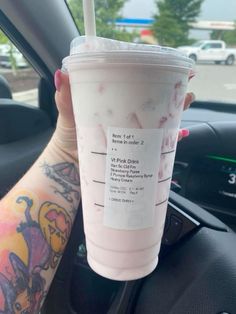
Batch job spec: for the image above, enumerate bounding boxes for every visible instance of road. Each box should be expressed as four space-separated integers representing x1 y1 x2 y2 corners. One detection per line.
188 63 236 104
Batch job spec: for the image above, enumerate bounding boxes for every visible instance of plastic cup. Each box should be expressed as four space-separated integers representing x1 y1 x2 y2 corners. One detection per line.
63 37 194 281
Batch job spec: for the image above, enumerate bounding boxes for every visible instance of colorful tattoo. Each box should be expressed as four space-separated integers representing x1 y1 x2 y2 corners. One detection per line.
0 196 72 313
38 201 72 267
41 162 80 213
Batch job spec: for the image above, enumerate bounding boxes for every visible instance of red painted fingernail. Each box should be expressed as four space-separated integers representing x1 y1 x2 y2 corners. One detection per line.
190 92 196 102
181 129 190 138
54 69 61 91
188 70 195 81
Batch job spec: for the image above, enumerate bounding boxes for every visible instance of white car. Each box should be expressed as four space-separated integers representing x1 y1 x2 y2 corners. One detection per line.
0 44 28 68
178 40 236 65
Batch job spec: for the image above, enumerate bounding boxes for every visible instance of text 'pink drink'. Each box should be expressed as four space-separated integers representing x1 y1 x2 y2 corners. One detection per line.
63 36 194 280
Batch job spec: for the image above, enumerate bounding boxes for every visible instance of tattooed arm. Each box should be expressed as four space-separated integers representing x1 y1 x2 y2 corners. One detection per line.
0 71 79 313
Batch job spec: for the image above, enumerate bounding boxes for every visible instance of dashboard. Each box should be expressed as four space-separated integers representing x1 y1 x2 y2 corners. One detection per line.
174 103 236 228
186 155 236 209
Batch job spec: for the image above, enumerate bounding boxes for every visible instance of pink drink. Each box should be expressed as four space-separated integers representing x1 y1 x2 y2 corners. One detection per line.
63 37 194 280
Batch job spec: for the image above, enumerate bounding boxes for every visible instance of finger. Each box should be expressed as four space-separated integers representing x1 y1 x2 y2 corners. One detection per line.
54 69 75 128
178 129 189 141
183 92 195 111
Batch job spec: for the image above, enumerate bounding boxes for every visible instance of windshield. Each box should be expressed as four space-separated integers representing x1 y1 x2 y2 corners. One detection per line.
66 0 236 105
191 41 204 47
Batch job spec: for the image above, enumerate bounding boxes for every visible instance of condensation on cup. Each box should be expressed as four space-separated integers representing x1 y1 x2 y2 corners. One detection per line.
63 36 194 280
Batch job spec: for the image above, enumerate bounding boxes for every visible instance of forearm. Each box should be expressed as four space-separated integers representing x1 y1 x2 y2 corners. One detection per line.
0 125 80 313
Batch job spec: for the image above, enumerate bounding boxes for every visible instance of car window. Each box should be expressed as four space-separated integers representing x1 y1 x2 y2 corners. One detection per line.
210 43 222 49
192 41 204 47
202 43 210 49
0 31 40 107
66 0 236 105
202 43 222 49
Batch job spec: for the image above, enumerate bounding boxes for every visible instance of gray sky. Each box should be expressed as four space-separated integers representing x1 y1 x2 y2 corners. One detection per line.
123 0 236 21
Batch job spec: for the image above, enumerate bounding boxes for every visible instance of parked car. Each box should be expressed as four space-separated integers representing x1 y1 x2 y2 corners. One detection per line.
178 40 236 65
0 1 236 314
0 43 28 68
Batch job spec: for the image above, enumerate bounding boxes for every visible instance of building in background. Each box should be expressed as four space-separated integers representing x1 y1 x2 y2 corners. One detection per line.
115 18 235 43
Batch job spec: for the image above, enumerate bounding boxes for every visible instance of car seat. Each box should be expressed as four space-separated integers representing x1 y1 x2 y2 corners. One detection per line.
0 74 12 99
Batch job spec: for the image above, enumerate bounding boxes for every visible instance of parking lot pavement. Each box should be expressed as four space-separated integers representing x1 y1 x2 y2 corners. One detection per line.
188 64 236 104
2 64 236 107
0 67 39 106
0 68 12 74
13 89 38 107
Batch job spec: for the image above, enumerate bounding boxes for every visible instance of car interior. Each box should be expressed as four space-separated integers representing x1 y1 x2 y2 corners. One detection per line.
0 1 236 313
